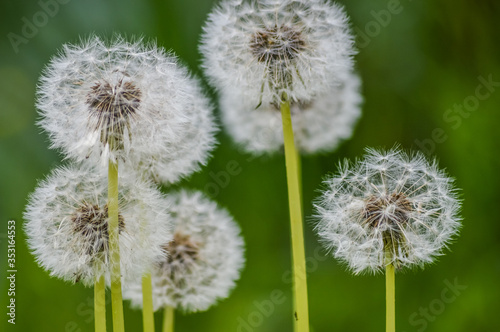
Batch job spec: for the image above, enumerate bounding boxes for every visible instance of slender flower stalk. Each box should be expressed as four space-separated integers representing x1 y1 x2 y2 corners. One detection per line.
142 274 155 332
95 275 106 332
386 264 395 332
163 306 174 332
281 97 309 331
108 161 124 332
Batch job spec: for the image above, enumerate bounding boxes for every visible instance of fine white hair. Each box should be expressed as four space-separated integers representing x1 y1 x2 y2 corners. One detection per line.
37 34 217 183
24 163 172 286
314 148 462 274
220 69 362 154
200 0 356 106
124 190 245 313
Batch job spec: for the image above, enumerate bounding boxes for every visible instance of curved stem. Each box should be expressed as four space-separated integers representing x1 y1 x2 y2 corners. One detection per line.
162 306 174 332
142 273 155 332
280 97 309 332
386 264 396 332
108 161 125 332
95 275 106 332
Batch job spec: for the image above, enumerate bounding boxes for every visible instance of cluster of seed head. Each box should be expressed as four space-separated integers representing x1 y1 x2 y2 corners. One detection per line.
124 190 245 313
201 0 356 106
315 148 461 274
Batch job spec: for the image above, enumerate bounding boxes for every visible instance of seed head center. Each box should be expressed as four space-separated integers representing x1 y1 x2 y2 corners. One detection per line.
72 203 125 255
163 232 200 270
364 192 412 228
86 79 141 147
250 25 305 63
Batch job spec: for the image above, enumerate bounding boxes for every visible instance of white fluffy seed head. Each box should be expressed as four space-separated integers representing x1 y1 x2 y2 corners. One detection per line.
220 70 362 154
37 34 217 183
124 190 245 313
200 0 356 106
314 148 462 274
24 163 172 286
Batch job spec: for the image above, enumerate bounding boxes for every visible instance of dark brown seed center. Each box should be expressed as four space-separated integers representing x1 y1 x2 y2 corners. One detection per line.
160 232 200 281
364 192 413 228
250 25 306 63
363 192 413 263
164 232 200 266
72 203 125 255
86 79 141 147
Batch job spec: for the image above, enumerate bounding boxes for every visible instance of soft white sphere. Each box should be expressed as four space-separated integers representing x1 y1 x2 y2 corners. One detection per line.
24 163 172 286
220 70 362 154
201 0 356 105
124 190 245 313
37 35 217 183
315 148 462 274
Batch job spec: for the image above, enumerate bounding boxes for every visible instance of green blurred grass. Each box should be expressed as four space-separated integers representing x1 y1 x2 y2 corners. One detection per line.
1 0 500 331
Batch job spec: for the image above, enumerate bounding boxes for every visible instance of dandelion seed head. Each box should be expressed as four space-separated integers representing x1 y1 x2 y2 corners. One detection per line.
124 190 245 313
24 163 171 286
37 35 217 182
220 70 362 154
314 148 462 274
201 0 356 105
86 79 141 149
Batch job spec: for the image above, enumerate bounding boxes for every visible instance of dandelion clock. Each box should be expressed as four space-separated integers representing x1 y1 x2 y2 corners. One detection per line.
124 190 245 331
314 148 462 331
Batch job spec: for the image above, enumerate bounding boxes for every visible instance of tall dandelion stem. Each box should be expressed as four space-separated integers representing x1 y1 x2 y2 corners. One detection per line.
142 273 155 332
386 264 395 332
108 161 125 332
95 275 106 332
162 306 174 332
280 96 309 332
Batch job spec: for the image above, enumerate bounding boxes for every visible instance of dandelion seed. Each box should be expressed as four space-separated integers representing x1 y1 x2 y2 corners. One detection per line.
24 163 171 286
124 190 245 313
314 148 462 274
200 0 356 106
37 35 217 182
220 70 362 154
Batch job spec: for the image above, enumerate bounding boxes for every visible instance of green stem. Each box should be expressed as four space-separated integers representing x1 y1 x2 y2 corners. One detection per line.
142 273 155 332
162 306 174 332
296 146 302 211
108 161 125 332
95 275 106 332
280 97 309 332
386 264 395 332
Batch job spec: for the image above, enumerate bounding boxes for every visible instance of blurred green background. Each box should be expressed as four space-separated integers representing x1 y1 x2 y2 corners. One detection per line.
1 0 499 331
